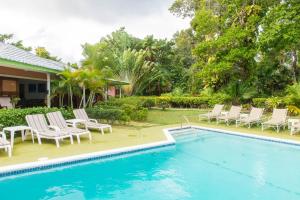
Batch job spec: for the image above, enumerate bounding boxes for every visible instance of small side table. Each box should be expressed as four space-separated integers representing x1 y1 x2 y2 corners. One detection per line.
240 113 249 119
3 126 32 149
288 118 300 130
66 119 87 129
221 111 229 116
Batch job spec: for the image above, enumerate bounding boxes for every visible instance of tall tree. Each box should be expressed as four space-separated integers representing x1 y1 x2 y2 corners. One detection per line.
258 0 300 83
0 33 32 51
35 47 61 62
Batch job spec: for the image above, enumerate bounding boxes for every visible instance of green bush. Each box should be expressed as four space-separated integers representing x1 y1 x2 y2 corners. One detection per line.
207 93 231 107
265 97 285 109
141 98 155 109
93 98 149 122
86 107 130 124
120 104 148 121
252 97 287 110
0 107 73 127
156 97 170 110
287 105 300 116
252 98 267 107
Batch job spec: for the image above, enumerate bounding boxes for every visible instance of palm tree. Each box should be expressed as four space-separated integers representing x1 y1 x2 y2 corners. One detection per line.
109 49 160 95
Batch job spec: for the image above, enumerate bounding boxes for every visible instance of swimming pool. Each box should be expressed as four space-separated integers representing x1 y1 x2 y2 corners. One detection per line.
1 128 300 200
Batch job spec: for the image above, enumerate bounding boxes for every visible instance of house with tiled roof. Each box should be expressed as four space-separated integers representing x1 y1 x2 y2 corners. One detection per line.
0 42 65 107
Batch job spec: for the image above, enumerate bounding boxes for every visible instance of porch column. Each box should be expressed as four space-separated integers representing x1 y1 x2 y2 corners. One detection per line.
119 87 122 98
83 85 86 108
47 73 51 107
105 83 108 101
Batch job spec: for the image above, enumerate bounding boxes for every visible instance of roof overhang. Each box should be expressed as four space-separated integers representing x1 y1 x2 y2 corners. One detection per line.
0 58 62 74
105 78 129 86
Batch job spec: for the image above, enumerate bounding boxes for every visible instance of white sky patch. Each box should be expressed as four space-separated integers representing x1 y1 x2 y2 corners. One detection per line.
0 0 190 63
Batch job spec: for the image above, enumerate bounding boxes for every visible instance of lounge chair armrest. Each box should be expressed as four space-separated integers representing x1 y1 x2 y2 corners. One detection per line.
239 114 249 119
0 132 6 140
48 125 61 132
221 111 229 116
89 119 98 123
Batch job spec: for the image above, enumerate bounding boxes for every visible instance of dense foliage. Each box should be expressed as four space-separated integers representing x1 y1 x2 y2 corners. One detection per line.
170 0 300 100
2 0 300 111
0 107 73 127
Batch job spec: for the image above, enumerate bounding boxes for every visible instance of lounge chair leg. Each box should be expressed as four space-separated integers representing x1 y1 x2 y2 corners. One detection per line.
55 139 60 148
70 136 74 144
37 136 42 145
277 125 279 133
8 146 11 157
101 129 104 135
110 127 112 133
31 132 35 144
76 135 81 144
89 132 92 141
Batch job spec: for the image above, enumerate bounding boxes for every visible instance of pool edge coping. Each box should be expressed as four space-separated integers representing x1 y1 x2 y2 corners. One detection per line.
0 131 176 176
164 125 300 146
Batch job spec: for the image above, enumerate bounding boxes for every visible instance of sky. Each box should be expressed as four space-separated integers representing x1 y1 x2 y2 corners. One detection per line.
0 0 190 63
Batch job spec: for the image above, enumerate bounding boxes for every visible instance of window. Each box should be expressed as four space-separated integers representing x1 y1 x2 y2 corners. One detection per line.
2 80 17 92
28 84 37 93
38 83 47 93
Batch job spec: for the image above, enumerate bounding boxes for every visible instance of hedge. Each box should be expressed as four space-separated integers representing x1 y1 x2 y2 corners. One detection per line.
106 95 231 109
87 104 148 123
252 97 288 110
0 107 73 128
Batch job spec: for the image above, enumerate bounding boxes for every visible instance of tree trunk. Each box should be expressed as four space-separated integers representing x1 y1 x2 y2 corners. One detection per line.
69 86 73 108
291 49 298 83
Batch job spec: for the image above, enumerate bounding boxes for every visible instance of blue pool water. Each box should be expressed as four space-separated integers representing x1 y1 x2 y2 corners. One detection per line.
1 129 300 200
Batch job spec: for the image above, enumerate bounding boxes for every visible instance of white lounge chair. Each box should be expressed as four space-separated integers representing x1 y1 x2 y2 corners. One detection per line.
237 107 264 128
217 105 242 125
73 109 112 135
290 120 300 135
199 104 224 122
0 132 11 157
262 109 287 133
46 111 91 144
25 114 73 148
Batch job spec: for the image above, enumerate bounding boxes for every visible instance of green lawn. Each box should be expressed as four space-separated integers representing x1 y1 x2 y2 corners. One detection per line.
146 109 202 125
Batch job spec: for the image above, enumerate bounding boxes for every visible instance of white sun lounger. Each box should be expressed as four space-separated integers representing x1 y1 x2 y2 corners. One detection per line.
73 109 112 135
217 105 242 125
0 132 12 157
26 114 73 148
237 107 264 128
199 104 224 122
262 109 287 133
46 111 91 144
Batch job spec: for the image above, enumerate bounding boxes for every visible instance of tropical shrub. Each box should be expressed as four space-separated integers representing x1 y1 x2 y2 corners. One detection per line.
95 99 148 122
141 98 155 109
265 97 285 109
287 105 300 116
0 107 73 127
252 98 267 108
86 106 130 124
285 83 300 107
156 97 170 110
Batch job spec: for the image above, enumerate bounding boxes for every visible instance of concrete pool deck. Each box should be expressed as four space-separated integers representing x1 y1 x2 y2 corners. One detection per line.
0 124 171 167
